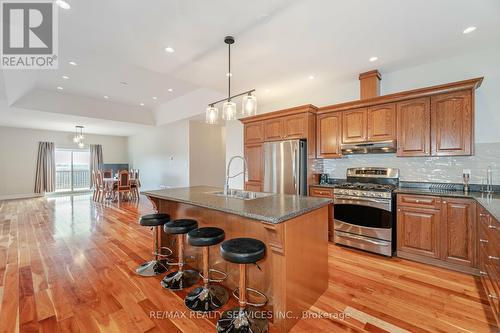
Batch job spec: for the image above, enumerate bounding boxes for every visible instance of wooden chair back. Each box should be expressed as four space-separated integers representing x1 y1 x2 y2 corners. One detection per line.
118 170 130 190
102 169 113 178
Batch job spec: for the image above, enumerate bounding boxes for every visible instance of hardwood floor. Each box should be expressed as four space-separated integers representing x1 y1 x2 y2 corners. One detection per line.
0 194 497 333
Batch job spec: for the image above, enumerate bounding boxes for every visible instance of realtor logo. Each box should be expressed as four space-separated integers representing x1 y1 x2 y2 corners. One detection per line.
1 1 58 69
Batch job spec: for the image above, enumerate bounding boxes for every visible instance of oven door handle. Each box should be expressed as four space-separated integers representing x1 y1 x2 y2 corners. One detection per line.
334 195 390 205
335 231 389 246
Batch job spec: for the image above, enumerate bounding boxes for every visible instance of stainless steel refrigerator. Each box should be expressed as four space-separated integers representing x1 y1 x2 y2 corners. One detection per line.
263 140 307 195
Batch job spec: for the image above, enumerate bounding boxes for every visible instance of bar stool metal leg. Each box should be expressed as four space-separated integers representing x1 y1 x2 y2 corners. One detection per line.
216 264 268 333
185 246 229 312
160 234 199 290
136 225 172 276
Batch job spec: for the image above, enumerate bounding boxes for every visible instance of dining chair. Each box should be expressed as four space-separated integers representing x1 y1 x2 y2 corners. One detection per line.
92 170 98 201
95 170 106 202
115 170 131 202
130 169 140 199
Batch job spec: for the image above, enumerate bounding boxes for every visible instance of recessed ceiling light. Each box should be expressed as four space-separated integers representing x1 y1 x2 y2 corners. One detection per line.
62 75 69 79
57 86 63 90
369 56 378 62
69 61 77 66
168 88 173 92
152 96 158 100
139 102 145 106
56 0 70 10
308 75 315 80
265 89 271 93
463 26 477 34
103 95 109 99
165 47 175 53
120 81 128 86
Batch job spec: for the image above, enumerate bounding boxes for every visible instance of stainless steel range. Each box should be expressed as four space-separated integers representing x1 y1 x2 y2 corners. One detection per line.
333 167 399 256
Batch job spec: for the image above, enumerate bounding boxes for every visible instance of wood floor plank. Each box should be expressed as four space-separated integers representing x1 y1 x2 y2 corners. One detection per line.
0 194 497 333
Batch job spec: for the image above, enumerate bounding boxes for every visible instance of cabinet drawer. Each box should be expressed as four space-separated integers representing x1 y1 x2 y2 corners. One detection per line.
310 187 334 198
397 194 441 209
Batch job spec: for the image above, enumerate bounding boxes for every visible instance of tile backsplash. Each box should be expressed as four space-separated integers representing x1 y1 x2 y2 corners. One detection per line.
314 143 500 185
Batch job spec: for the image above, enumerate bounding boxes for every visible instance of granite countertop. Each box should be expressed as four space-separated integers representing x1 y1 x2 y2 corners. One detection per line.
143 186 332 224
396 187 500 222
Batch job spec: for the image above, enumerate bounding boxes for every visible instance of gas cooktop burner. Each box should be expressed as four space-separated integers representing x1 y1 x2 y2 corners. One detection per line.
335 182 396 192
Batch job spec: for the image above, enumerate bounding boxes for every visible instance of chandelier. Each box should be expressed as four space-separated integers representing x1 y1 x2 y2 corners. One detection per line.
206 36 257 124
72 126 85 148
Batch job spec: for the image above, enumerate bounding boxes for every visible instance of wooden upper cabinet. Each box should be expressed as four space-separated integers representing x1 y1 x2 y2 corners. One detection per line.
317 113 342 158
264 118 283 141
342 108 367 143
397 97 431 157
244 143 263 183
441 198 476 267
367 103 396 141
431 90 473 156
397 206 441 259
244 121 264 144
283 114 307 139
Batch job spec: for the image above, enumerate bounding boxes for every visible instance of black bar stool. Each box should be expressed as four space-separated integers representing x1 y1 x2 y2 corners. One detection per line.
136 213 172 276
217 238 268 333
161 219 200 290
185 227 228 312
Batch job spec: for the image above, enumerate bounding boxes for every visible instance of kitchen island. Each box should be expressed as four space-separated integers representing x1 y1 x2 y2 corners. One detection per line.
143 186 332 333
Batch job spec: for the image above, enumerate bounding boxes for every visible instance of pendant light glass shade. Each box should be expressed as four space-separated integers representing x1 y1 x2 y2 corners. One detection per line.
205 105 219 124
242 94 257 116
222 101 237 120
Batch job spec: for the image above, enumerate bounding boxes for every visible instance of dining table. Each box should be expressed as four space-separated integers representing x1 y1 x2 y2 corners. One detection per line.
102 178 141 200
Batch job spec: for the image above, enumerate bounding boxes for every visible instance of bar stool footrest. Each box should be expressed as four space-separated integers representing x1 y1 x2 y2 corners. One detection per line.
232 287 268 307
200 268 228 283
153 246 173 258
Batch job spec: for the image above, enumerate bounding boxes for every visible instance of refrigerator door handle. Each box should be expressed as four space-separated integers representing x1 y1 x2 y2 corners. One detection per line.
293 148 298 194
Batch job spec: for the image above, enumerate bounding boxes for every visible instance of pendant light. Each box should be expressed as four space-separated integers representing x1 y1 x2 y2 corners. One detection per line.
73 126 85 147
205 36 257 124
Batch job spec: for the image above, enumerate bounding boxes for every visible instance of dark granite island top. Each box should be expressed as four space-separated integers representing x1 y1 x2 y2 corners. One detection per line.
143 186 332 224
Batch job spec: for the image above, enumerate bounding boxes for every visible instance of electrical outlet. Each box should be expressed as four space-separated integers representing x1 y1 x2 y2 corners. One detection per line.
463 169 471 177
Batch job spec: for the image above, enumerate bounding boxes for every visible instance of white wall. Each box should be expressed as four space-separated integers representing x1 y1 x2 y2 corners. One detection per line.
227 46 500 185
128 119 190 191
0 126 128 198
189 121 226 187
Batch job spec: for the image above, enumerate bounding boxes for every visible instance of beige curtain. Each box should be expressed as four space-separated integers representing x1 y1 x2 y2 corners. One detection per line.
34 142 56 193
90 144 103 188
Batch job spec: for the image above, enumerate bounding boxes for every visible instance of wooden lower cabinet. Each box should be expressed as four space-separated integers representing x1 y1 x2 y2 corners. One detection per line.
477 205 500 326
397 206 441 259
309 186 334 242
397 194 478 275
441 198 476 267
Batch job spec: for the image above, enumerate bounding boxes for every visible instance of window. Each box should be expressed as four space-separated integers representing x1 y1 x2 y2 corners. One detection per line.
55 148 91 192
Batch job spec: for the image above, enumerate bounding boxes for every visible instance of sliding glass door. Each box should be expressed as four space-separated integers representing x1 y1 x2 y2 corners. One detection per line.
55 149 91 192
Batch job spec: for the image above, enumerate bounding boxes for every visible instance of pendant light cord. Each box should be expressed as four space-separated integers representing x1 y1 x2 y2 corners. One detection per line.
228 42 231 101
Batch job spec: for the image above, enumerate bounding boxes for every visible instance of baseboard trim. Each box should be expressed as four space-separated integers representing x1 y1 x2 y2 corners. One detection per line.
0 193 43 201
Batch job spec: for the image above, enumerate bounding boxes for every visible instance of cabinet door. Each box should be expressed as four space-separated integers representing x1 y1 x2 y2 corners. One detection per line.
244 121 264 144
342 108 367 143
431 90 473 156
396 97 431 157
397 206 440 259
441 198 476 267
264 119 283 141
367 103 396 141
283 114 306 139
316 113 342 158
244 143 263 183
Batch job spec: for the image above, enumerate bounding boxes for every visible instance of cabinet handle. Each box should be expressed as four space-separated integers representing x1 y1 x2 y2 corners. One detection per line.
398 209 401 212
443 201 447 204
480 213 486 217
415 200 420 203
488 256 499 261
489 294 498 300
480 239 489 243
488 225 497 229
480 271 488 276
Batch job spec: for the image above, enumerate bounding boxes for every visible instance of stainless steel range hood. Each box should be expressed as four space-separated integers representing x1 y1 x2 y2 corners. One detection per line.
341 140 396 155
